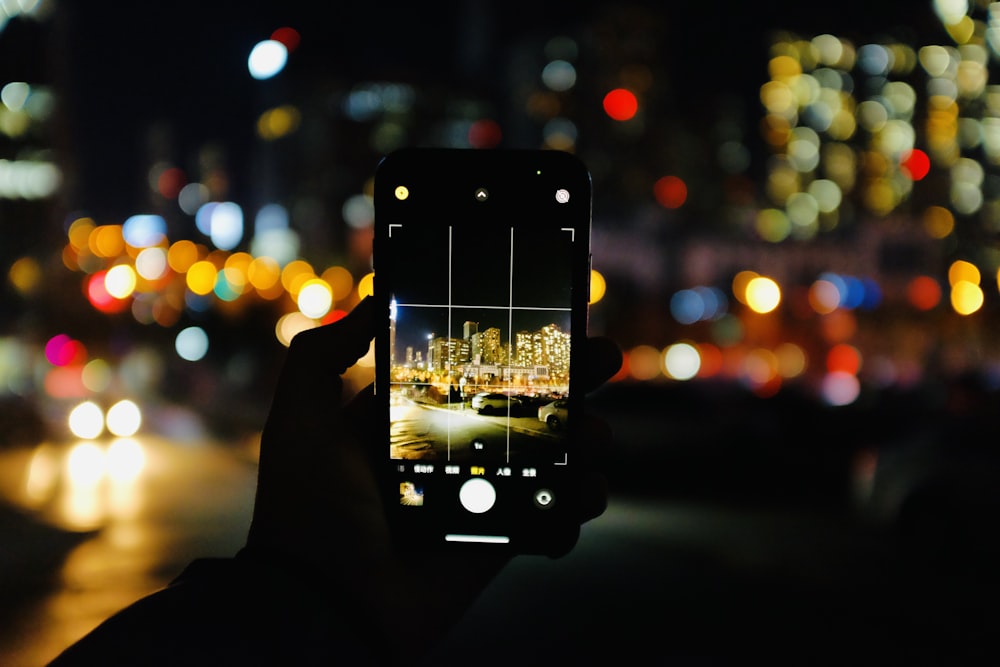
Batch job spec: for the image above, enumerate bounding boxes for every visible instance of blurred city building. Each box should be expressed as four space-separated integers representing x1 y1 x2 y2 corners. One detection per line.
2 0 1000 446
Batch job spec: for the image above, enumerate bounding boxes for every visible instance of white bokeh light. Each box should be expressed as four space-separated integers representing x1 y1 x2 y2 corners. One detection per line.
69 401 105 439
248 40 288 80
106 399 142 437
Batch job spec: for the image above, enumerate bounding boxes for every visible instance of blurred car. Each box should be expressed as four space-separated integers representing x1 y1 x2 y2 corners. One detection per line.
471 392 521 415
538 399 568 430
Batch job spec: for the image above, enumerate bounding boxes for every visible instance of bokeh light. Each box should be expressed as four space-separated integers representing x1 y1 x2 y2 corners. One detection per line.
627 345 662 381
603 88 638 121
106 438 146 482
69 401 105 439
248 39 288 80
663 343 700 380
106 400 142 437
745 276 781 313
653 175 687 208
589 269 606 304
175 327 209 361
298 278 333 319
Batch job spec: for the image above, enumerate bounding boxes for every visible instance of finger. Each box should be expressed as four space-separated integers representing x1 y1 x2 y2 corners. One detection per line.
260 299 378 458
267 297 378 412
285 296 378 380
581 335 623 394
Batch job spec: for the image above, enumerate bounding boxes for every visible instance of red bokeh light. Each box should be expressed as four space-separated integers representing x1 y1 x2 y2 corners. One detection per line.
900 149 930 181
907 275 941 311
468 119 502 148
86 271 129 314
603 88 638 121
322 309 348 325
826 343 861 375
158 167 187 199
271 27 301 53
696 342 723 377
654 175 688 208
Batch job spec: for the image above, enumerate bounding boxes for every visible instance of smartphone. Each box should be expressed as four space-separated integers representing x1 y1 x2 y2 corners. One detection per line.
373 148 592 555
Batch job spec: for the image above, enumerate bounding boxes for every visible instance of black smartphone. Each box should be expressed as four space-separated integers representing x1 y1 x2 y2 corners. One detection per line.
372 148 592 555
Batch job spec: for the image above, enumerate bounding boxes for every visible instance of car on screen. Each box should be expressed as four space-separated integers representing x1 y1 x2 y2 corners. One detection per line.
538 399 568 430
471 392 522 415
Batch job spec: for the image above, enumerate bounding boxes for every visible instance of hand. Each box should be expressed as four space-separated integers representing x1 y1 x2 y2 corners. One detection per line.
244 296 621 660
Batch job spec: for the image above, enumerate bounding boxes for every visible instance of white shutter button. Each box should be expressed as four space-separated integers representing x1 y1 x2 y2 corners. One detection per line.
458 478 496 513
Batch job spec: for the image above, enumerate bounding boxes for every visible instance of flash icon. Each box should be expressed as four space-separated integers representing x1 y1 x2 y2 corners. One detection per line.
555 188 570 203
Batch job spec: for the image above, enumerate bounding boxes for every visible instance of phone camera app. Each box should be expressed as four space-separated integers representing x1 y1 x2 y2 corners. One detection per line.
394 185 409 200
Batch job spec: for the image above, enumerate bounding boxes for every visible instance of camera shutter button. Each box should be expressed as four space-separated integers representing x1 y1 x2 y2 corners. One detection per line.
458 478 496 514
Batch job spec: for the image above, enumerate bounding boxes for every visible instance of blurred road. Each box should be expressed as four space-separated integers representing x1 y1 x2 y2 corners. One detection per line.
1 385 998 665
0 435 258 667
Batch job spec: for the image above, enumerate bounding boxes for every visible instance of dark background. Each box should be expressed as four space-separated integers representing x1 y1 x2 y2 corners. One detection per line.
1 1 998 663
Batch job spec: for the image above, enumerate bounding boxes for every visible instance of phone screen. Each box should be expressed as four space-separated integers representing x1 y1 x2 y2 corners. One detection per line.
373 148 591 553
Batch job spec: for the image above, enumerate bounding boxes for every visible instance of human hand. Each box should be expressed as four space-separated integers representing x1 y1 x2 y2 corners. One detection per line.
244 296 621 659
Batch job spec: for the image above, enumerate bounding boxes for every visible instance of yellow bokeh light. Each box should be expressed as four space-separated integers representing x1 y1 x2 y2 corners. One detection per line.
68 217 95 250
89 225 125 258
922 205 954 239
745 276 781 314
168 239 200 273
275 311 317 347
257 105 301 140
281 259 315 297
9 256 41 294
225 251 253 275
732 270 759 305
322 265 355 301
248 256 281 290
951 280 983 315
358 272 375 298
948 259 980 286
589 269 606 304
186 260 218 295
760 80 796 115
768 54 802 82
